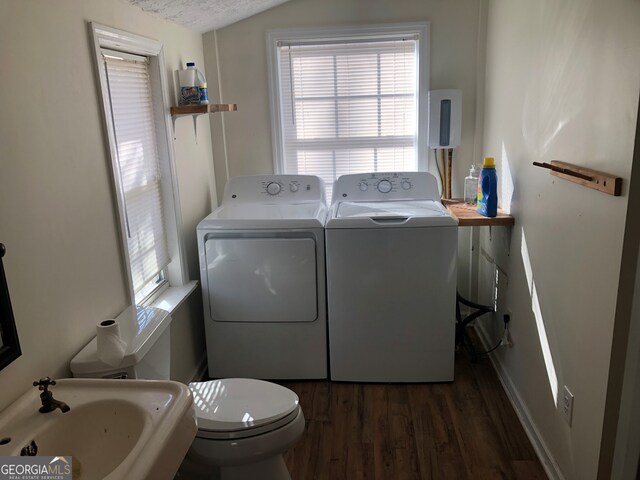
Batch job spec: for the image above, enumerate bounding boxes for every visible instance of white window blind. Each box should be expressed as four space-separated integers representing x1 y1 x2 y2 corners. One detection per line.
276 38 418 197
102 50 169 302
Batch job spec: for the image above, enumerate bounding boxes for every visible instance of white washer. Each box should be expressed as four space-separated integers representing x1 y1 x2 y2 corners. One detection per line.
325 172 458 382
197 175 327 379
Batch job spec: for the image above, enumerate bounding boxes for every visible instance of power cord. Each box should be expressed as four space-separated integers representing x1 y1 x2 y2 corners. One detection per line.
465 314 511 360
433 148 444 197
456 292 512 361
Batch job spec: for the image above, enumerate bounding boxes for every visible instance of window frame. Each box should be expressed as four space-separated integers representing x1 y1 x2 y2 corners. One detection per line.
90 22 188 305
266 22 430 176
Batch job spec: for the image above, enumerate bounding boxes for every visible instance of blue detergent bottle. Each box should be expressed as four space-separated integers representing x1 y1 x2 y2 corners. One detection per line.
477 156 498 217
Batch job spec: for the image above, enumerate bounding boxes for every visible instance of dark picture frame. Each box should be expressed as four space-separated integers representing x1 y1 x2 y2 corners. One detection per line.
0 243 21 370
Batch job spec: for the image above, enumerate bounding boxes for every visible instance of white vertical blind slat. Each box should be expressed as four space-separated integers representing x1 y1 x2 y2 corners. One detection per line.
278 39 418 198
103 52 169 301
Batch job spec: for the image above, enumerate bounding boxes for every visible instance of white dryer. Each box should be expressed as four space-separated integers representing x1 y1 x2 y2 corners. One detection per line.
197 175 327 379
325 172 458 382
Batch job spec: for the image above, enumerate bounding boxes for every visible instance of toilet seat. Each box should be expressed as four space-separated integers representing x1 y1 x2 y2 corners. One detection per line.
195 408 300 440
189 378 299 440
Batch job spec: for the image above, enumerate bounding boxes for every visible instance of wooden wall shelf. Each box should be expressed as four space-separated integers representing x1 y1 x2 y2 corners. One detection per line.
443 199 515 227
170 103 237 116
533 160 622 196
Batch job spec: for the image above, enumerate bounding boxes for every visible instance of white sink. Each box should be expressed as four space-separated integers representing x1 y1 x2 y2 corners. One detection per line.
0 378 197 480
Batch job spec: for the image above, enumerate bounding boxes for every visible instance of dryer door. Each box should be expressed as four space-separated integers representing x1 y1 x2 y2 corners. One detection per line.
204 236 317 322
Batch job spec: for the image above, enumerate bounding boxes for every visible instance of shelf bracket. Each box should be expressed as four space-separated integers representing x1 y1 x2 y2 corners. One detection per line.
170 104 237 143
193 114 198 143
171 113 202 143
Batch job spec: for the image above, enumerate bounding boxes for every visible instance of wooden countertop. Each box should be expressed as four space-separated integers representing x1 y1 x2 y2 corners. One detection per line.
443 199 515 227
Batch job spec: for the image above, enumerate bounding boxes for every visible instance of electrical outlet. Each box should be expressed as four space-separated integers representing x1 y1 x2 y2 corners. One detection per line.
501 310 513 347
501 328 513 347
562 385 574 426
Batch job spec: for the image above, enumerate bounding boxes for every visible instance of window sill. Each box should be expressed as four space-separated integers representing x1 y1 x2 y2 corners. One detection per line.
150 280 199 314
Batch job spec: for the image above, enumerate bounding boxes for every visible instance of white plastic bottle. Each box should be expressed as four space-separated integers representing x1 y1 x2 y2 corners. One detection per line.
196 68 209 105
196 65 209 105
178 62 199 105
464 164 479 205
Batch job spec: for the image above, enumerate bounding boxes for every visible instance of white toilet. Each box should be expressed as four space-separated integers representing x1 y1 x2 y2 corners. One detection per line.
70 306 305 480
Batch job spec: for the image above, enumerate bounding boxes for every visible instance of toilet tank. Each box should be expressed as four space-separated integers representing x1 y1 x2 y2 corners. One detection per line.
70 305 172 380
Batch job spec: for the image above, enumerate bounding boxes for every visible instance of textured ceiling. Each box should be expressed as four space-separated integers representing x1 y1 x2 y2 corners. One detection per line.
127 0 291 32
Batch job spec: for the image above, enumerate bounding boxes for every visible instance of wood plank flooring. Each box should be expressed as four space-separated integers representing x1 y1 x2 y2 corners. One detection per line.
280 340 547 480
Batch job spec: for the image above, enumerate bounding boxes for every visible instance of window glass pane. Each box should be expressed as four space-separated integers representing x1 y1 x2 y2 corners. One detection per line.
296 150 334 180
293 55 335 98
380 51 416 95
295 100 336 139
136 271 166 304
380 97 416 136
337 98 379 138
377 147 417 171
335 149 376 176
336 54 378 97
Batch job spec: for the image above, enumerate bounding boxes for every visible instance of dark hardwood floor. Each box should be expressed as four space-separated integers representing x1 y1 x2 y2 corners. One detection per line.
280 336 547 480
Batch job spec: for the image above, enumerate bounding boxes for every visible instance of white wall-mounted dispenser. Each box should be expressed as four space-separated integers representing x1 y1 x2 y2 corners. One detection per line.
428 89 462 148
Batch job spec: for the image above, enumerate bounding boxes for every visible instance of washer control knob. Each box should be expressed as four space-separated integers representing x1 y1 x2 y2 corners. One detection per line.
358 182 368 191
377 180 392 193
266 182 281 195
290 183 299 192
401 180 412 190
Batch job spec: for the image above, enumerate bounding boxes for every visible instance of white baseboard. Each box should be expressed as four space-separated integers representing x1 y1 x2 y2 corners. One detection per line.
474 324 565 480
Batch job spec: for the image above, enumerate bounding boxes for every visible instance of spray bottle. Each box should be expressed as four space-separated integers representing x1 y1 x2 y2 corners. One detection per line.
463 164 479 205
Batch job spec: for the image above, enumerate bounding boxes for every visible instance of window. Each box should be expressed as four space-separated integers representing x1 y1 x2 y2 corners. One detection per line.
267 24 429 198
91 23 188 305
102 51 169 302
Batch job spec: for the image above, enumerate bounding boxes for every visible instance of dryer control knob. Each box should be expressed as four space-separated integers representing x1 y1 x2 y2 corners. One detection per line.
358 182 368 191
401 180 412 190
289 183 299 192
266 182 281 195
377 180 392 193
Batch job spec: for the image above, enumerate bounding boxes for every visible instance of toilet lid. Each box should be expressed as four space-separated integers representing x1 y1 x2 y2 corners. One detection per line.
189 378 299 432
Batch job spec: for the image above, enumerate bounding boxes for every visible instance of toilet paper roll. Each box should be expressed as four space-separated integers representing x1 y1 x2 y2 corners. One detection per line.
96 319 127 367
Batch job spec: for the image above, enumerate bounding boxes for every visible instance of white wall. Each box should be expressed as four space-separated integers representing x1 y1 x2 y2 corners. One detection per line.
479 0 640 478
0 0 212 410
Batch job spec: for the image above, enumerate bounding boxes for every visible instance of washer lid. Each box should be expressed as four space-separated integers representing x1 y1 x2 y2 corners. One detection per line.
197 203 327 230
189 379 299 432
326 200 457 228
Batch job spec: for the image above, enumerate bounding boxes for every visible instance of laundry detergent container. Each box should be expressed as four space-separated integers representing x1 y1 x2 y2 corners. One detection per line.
70 306 305 480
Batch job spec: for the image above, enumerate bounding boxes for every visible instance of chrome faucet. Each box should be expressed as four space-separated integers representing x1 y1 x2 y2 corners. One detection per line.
33 377 70 413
